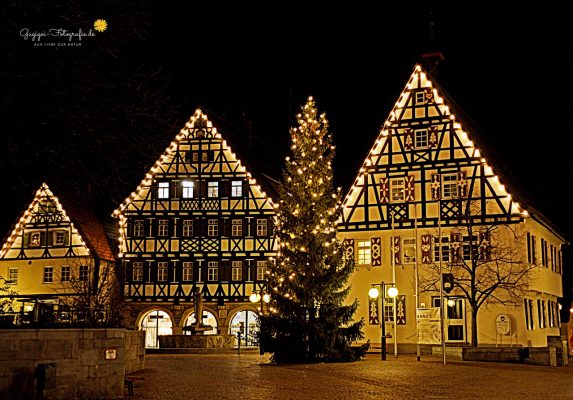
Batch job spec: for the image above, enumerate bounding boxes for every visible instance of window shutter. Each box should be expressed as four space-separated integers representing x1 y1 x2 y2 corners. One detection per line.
392 236 401 265
47 232 54 246
64 231 70 246
379 178 389 204
457 171 467 198
344 239 355 262
40 232 46 246
428 126 438 147
421 234 432 263
479 231 491 261
24 232 30 246
431 174 441 199
404 129 414 150
371 238 381 266
405 175 415 201
221 218 228 237
200 180 207 198
450 233 462 262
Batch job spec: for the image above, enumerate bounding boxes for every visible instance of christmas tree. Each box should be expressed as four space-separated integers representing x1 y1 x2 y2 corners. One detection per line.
259 96 366 363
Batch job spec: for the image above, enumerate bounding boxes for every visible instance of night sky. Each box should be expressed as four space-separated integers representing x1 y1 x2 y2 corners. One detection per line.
1 2 572 305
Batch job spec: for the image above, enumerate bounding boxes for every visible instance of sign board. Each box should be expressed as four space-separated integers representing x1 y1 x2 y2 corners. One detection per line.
417 307 441 344
105 348 117 360
368 297 379 325
495 314 511 335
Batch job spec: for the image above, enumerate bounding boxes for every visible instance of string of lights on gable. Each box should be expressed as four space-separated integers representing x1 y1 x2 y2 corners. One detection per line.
342 64 529 219
112 108 277 257
0 183 89 258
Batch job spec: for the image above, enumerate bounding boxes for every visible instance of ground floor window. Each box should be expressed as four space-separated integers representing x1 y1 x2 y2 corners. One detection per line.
185 311 218 335
229 310 259 347
140 310 173 348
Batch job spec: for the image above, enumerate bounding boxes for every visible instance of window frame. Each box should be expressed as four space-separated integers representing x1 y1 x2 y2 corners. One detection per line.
157 182 170 199
158 220 169 237
133 220 145 237
207 219 218 237
231 181 243 197
8 268 18 284
182 181 194 199
402 238 416 264
231 260 242 281
256 219 268 236
207 182 219 198
207 261 219 281
357 240 371 265
61 265 71 282
231 219 243 237
43 266 54 283
157 262 168 282
182 262 193 281
414 128 429 149
390 177 406 203
256 260 267 280
415 91 426 105
132 262 143 282
79 265 89 282
182 220 193 237
442 173 459 199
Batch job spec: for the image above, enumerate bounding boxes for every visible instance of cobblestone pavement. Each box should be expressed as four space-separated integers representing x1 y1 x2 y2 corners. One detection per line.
127 352 573 400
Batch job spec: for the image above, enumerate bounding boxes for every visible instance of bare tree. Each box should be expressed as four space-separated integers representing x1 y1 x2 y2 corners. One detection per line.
420 201 532 346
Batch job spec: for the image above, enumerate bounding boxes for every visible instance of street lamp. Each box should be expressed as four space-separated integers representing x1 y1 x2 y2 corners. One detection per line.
369 282 398 360
250 290 270 355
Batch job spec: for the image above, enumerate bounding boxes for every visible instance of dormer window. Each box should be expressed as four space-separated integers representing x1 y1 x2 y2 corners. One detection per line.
415 129 428 148
158 182 170 199
182 181 194 198
415 91 426 105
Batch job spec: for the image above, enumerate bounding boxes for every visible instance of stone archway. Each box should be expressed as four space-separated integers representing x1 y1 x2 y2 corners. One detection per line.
138 308 174 348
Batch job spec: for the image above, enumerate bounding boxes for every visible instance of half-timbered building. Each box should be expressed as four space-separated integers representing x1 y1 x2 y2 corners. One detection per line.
113 109 276 347
0 183 115 322
339 64 567 354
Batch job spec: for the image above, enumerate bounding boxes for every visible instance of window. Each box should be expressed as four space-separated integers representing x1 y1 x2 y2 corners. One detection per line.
403 238 416 263
415 129 428 148
30 232 41 247
132 262 143 282
357 240 371 265
524 299 534 330
548 301 556 328
8 268 18 284
158 182 170 199
541 239 547 267
384 300 394 322
55 231 66 246
232 219 243 237
256 219 268 236
43 266 54 283
182 181 194 198
208 262 218 281
415 91 425 105
182 220 193 237
133 220 145 237
442 173 459 198
390 178 405 202
538 299 546 328
61 266 71 282
527 233 537 264
231 181 243 197
207 182 219 198
79 265 89 281
157 262 168 282
257 260 267 280
158 220 169 237
192 152 199 162
232 261 242 281
182 262 193 281
462 235 479 261
208 219 218 236
434 236 450 262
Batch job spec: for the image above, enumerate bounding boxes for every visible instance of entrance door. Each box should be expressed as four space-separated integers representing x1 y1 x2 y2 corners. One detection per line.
432 297 466 342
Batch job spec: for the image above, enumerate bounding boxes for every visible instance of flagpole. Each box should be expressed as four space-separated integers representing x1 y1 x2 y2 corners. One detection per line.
391 211 398 357
414 203 421 361
438 203 446 366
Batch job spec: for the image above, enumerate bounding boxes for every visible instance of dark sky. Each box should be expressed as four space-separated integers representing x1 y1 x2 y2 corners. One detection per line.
1 2 572 300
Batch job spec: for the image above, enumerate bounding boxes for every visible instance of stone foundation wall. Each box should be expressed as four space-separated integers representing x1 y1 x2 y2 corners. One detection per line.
0 328 145 399
158 334 234 349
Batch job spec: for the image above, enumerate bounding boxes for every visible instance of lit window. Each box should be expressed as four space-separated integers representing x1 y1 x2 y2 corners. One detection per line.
30 232 41 247
415 91 425 105
256 219 268 236
208 261 218 281
61 266 71 282
442 174 459 198
357 240 371 265
182 181 194 199
182 262 193 281
231 181 243 197
157 262 168 282
133 220 144 237
232 261 242 281
208 182 219 198
55 231 66 246
132 262 143 282
79 265 89 282
403 238 416 263
232 219 242 237
524 299 534 330
257 260 267 280
415 129 428 148
208 219 218 236
158 220 169 237
538 299 546 329
43 266 54 283
8 268 18 284
158 182 170 199
182 220 193 237
390 178 405 202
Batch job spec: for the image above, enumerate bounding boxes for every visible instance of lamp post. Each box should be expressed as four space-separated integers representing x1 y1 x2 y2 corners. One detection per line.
369 282 398 360
249 290 270 355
